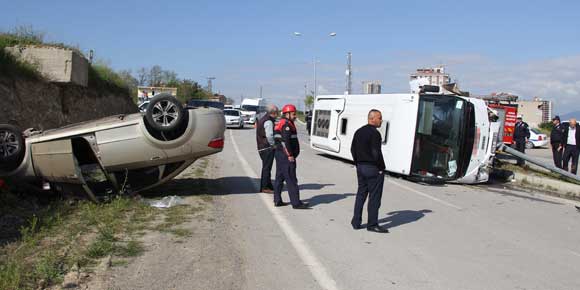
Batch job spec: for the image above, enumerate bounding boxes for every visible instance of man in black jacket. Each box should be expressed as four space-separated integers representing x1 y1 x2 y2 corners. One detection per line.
513 115 530 166
563 118 580 174
350 109 388 233
256 105 278 193
550 116 565 168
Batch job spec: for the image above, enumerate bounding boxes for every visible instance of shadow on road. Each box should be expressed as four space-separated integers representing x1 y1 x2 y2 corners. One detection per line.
141 177 339 199
305 193 355 207
140 176 260 197
299 183 334 190
361 209 433 229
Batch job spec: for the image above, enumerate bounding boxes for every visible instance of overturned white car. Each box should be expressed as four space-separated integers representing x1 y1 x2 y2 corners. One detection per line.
0 94 225 200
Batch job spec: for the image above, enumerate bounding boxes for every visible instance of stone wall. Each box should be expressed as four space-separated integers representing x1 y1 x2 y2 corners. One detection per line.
5 46 89 86
0 77 137 131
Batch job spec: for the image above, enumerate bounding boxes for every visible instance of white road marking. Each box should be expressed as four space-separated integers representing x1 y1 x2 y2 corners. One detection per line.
229 130 340 290
387 179 463 210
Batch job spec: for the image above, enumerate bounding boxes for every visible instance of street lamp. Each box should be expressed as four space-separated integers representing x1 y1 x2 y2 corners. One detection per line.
292 32 337 98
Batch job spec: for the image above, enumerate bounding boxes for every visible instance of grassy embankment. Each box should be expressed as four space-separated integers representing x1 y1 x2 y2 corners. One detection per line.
0 29 131 95
0 158 212 290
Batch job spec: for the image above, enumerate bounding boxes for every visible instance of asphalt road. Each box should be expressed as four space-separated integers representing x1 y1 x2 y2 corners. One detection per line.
215 123 580 290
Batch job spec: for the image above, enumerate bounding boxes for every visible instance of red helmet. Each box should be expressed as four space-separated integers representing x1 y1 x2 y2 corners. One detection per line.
282 104 297 114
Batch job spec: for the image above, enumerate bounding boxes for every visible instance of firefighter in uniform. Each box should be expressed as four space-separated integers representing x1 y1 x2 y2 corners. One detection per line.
273 104 310 209
513 115 530 166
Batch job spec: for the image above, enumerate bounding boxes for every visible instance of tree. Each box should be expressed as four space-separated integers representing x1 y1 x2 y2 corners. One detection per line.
161 70 178 85
148 65 162 86
304 95 314 111
118 69 139 102
137 67 148 86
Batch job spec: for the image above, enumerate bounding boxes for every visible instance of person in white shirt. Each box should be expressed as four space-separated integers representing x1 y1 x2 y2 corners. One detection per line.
563 118 580 174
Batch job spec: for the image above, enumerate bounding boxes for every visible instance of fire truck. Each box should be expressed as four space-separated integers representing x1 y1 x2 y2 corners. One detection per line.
477 93 519 145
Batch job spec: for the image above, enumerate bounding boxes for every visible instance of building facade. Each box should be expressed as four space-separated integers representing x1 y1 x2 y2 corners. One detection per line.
410 66 450 87
362 81 381 94
515 97 553 128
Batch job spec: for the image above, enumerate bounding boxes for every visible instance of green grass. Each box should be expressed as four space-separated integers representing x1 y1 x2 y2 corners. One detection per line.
0 28 130 95
0 195 155 290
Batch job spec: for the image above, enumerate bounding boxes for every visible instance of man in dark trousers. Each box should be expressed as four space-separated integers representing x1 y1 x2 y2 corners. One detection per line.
273 104 310 209
550 116 565 168
563 118 580 174
513 115 530 166
350 109 388 233
256 105 278 193
306 111 313 135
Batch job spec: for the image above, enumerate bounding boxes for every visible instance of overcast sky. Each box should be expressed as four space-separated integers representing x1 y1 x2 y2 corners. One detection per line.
2 0 579 114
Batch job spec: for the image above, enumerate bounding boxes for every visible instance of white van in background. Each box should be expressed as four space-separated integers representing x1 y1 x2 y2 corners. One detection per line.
239 98 266 124
310 90 498 184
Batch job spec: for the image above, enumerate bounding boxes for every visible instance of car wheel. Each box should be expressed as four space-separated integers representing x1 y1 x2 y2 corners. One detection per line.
0 124 25 170
145 94 184 132
525 141 534 149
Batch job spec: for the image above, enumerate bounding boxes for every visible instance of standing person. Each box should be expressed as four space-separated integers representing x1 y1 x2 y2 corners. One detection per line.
306 111 313 135
256 105 278 193
273 104 310 209
550 116 565 168
350 109 388 233
513 115 530 166
562 118 580 174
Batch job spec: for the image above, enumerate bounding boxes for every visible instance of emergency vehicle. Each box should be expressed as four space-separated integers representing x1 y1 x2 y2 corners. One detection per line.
310 85 499 184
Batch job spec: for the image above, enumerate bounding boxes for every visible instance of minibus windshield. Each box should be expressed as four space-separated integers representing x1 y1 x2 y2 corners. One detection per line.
410 95 473 179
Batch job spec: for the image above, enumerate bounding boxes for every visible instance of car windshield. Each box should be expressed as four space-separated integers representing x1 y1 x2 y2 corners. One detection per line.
188 100 224 110
531 128 541 134
241 105 259 112
411 95 474 179
224 110 239 116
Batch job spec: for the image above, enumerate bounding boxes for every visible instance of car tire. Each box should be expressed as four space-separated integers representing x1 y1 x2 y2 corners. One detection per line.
525 141 534 149
0 124 25 171
145 94 184 132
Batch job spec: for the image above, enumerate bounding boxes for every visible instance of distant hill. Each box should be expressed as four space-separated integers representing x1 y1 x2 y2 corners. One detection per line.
559 111 580 121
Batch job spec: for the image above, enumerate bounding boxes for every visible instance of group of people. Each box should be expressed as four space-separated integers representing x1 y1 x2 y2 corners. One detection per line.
256 104 389 233
513 115 580 174
550 117 579 174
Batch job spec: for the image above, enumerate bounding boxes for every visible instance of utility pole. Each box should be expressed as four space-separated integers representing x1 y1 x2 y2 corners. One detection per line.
259 86 263 99
314 57 318 97
206 77 216 94
345 52 352 95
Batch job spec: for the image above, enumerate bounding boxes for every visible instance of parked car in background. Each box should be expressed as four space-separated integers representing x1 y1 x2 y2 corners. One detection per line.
224 109 244 129
0 94 225 201
527 128 549 149
138 101 150 112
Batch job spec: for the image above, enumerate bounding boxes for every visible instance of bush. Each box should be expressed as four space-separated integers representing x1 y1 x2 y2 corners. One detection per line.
538 121 554 135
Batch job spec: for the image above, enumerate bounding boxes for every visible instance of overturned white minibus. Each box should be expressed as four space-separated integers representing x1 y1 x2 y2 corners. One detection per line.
310 91 498 184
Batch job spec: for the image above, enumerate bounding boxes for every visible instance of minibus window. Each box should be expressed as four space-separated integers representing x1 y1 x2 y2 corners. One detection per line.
313 110 331 138
382 122 389 145
340 118 348 135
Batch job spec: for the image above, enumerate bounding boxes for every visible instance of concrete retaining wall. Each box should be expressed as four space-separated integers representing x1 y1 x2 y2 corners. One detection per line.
0 77 137 131
5 46 89 86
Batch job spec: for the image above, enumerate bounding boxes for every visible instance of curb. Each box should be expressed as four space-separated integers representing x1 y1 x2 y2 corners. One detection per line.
511 171 580 201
